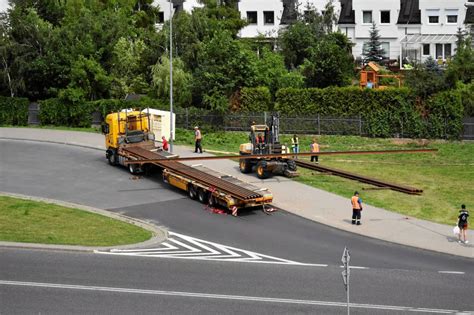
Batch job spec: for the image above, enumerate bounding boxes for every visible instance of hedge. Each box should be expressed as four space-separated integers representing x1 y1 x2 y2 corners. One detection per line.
275 87 464 138
239 87 271 112
0 96 29 125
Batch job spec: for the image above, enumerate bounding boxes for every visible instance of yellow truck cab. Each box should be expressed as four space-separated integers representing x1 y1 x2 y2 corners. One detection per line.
102 110 155 170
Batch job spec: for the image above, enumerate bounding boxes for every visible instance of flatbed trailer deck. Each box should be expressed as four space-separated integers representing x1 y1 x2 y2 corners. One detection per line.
121 146 273 210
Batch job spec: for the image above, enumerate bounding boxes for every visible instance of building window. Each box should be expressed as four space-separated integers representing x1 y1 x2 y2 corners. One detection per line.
158 12 164 24
427 10 440 24
447 15 458 24
436 44 443 59
428 15 439 24
263 11 274 25
363 11 372 24
380 11 390 24
422 44 430 56
444 44 452 59
247 11 258 24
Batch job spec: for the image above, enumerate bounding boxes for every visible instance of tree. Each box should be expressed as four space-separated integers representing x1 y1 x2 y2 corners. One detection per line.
405 57 447 99
151 56 192 107
110 37 149 98
362 22 385 64
193 31 258 111
300 36 353 88
446 30 474 85
278 2 340 69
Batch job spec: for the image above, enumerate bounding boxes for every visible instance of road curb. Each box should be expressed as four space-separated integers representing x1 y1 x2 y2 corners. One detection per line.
0 192 168 252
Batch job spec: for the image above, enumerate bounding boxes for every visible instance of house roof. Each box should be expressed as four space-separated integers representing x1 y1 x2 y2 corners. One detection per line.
338 0 355 24
397 0 421 25
401 34 458 44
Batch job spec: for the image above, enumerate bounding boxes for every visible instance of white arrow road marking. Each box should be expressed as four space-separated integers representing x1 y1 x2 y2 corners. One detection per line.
95 231 328 267
0 280 466 314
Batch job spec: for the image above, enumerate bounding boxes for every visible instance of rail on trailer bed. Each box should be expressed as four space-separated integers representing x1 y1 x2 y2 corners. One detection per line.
121 146 273 211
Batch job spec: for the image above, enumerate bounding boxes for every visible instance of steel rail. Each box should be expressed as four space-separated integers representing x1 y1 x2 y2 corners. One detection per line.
122 147 262 200
126 148 438 164
295 160 423 195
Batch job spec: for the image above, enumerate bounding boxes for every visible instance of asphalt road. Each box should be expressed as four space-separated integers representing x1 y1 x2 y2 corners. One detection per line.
1 139 473 314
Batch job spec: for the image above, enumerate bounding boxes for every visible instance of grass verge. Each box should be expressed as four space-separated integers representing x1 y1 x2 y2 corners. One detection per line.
0 196 152 246
175 129 474 226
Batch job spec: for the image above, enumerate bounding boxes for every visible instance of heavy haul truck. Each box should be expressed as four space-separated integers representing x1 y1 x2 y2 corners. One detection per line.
102 110 273 211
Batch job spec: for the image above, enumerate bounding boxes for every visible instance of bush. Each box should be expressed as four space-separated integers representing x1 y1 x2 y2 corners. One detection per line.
275 87 463 138
0 97 30 125
239 87 271 112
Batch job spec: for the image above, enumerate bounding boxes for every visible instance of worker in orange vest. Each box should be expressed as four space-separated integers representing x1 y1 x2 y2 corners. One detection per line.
351 191 363 225
310 138 320 163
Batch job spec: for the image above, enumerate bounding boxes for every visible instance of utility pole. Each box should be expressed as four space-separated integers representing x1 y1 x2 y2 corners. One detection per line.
169 0 174 153
341 247 351 315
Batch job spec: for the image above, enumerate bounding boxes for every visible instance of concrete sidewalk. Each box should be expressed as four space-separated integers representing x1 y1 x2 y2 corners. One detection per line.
1 127 472 258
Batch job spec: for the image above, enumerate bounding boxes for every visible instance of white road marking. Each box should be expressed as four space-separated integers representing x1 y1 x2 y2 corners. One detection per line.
95 231 328 267
0 280 465 314
437 271 465 275
339 265 369 270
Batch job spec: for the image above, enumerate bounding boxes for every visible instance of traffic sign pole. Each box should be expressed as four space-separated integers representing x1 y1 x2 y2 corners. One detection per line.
341 247 351 315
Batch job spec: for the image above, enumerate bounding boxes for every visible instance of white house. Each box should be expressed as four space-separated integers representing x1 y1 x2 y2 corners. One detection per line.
153 0 472 63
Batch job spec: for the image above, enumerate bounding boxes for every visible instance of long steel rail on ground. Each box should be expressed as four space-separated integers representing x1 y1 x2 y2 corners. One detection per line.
295 160 423 195
122 147 262 200
126 149 438 164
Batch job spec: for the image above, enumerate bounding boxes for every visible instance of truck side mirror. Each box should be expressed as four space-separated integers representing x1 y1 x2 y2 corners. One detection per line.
101 123 109 135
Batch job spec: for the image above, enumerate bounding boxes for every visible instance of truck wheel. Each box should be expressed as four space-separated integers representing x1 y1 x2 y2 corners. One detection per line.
239 158 252 173
287 159 297 171
256 160 270 179
188 185 197 200
107 150 117 166
198 189 209 204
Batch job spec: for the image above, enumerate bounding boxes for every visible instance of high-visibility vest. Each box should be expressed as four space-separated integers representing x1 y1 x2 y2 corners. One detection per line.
311 143 320 153
195 130 202 140
291 137 299 147
351 196 361 209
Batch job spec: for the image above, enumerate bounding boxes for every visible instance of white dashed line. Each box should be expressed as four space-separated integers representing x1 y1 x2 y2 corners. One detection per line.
0 280 467 314
437 271 465 275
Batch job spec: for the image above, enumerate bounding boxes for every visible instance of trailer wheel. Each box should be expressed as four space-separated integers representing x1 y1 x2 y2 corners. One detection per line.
239 158 252 173
256 160 270 179
208 195 216 207
197 189 209 204
188 185 197 200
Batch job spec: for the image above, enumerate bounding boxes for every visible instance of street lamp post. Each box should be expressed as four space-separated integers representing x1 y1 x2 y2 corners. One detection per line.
169 0 174 153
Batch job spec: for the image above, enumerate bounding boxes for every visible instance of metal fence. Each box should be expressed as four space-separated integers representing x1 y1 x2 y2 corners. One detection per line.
175 110 474 140
463 117 474 140
176 110 367 136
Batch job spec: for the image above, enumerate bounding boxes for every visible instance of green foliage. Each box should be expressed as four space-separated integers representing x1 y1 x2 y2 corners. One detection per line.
110 37 149 98
193 31 258 111
0 96 29 125
151 56 192 107
446 32 474 85
300 36 354 88
362 22 385 63
275 87 463 138
239 87 271 112
404 57 448 99
457 82 474 117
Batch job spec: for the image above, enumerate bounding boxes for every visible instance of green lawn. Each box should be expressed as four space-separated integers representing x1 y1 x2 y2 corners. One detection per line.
0 196 152 246
175 130 474 226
